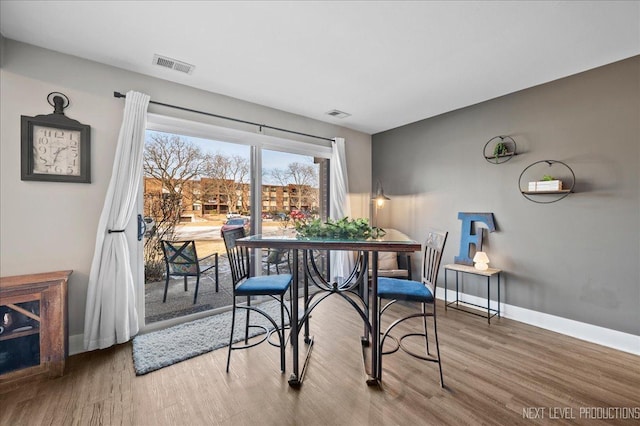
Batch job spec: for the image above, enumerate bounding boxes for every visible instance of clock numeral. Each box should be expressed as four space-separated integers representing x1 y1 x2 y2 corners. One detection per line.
38 136 49 145
55 130 65 138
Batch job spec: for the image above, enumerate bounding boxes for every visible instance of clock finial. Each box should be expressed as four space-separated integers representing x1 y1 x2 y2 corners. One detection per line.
46 92 70 115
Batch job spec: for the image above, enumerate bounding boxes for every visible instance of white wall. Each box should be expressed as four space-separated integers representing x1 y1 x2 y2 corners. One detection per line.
0 38 372 343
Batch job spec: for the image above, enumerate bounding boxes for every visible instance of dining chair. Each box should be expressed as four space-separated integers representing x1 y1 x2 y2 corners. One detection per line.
160 240 219 304
377 229 448 387
369 252 413 280
222 227 292 373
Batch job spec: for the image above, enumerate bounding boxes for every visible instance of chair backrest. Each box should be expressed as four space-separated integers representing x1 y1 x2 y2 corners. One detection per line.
266 248 288 264
222 227 250 286
161 240 200 276
421 229 448 294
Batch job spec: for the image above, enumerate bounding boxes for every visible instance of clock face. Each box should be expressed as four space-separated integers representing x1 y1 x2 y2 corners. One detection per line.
32 125 81 176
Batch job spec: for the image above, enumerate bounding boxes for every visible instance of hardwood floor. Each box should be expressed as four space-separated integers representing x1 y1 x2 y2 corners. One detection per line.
1 296 638 425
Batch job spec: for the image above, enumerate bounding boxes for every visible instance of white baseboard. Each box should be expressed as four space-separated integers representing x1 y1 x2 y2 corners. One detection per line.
70 291 639 357
435 288 639 356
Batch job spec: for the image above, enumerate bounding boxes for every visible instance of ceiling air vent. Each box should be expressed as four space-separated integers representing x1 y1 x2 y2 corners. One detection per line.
325 109 351 119
152 54 195 75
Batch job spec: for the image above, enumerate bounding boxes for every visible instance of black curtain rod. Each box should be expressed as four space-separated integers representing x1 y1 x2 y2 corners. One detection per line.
113 91 334 142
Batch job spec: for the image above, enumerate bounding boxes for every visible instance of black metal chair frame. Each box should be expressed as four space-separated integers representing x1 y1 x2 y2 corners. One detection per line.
378 229 448 387
222 227 292 373
160 240 219 305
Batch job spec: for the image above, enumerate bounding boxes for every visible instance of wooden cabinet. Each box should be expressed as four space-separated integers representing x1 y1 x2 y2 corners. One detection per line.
0 270 71 386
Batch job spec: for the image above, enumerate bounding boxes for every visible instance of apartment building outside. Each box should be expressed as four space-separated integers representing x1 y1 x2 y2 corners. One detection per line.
143 177 319 221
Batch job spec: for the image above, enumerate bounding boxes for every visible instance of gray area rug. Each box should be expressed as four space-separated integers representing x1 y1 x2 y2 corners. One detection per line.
145 303 214 324
132 299 289 375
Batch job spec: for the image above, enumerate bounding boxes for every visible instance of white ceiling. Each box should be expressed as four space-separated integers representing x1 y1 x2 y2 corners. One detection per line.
1 1 639 134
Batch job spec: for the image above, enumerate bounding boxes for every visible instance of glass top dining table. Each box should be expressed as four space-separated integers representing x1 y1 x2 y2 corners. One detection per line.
236 229 421 386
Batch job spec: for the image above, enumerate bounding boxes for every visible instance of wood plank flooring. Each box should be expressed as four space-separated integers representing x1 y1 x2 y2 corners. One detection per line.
1 296 638 425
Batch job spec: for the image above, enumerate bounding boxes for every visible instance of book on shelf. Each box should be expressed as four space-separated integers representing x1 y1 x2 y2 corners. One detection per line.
528 180 563 191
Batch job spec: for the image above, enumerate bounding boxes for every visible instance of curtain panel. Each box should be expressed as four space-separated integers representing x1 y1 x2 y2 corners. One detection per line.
329 137 355 282
84 91 150 350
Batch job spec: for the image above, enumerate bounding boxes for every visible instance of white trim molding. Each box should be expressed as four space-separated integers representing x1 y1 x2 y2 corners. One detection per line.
435 288 639 356
147 113 332 159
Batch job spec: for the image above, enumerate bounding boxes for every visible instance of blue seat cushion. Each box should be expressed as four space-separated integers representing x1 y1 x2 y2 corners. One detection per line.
378 277 434 303
235 274 292 296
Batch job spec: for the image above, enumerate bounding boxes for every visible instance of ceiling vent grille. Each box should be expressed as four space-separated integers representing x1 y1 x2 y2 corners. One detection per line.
325 109 351 119
152 54 195 75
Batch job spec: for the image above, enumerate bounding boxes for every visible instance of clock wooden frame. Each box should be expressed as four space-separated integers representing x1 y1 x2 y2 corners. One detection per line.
21 112 91 183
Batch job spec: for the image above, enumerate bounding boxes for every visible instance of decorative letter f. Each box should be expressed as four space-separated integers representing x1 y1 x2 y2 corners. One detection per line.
455 212 496 266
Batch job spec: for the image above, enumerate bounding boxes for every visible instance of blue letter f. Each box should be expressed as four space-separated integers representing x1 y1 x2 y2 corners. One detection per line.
455 212 496 266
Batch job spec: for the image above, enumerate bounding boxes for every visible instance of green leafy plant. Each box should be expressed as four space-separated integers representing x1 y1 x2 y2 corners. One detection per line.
541 174 555 181
295 217 385 239
493 141 508 163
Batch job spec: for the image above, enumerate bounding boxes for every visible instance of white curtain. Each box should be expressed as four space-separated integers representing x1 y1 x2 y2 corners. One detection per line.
329 137 355 282
84 91 150 350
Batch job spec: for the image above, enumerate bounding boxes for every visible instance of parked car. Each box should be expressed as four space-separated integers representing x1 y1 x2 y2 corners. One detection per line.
220 217 250 237
143 216 156 237
226 212 242 219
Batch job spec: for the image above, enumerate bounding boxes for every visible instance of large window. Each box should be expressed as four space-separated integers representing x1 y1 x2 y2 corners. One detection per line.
138 114 331 330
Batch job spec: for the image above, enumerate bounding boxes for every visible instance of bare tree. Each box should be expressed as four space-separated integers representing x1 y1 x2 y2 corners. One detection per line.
270 162 319 210
144 133 209 195
142 133 210 282
204 153 249 213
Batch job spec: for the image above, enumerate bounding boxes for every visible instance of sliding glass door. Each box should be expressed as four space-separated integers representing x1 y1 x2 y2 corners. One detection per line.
137 114 331 331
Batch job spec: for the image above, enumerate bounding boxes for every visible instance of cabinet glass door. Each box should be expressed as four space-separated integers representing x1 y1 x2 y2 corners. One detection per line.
0 298 41 374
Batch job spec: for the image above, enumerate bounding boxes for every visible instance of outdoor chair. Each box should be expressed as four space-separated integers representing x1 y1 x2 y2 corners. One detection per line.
222 227 293 373
160 240 219 305
377 229 448 387
262 248 291 275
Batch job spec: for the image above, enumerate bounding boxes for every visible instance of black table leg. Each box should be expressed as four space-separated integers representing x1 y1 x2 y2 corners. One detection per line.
303 250 310 343
487 276 491 324
370 251 380 385
498 273 501 318
288 248 300 386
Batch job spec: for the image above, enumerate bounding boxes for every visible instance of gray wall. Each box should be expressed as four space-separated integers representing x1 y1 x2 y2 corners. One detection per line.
372 56 639 335
0 39 372 341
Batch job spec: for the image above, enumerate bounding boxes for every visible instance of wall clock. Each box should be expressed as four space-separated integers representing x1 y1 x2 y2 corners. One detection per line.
21 92 91 183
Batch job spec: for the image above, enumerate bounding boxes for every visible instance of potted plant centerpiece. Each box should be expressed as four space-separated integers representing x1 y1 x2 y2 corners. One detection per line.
294 217 385 239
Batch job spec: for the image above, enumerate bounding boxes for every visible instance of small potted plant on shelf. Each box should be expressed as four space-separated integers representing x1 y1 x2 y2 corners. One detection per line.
493 141 509 163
